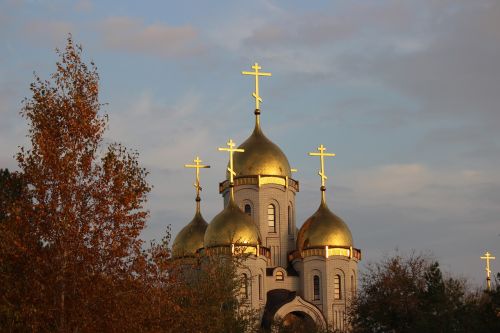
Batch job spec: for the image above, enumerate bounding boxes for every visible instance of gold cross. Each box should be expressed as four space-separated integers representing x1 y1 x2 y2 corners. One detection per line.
185 156 210 199
481 251 496 290
218 139 244 185
242 62 272 110
308 144 336 188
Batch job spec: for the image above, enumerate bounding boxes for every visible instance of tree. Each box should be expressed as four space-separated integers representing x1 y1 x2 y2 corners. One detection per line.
0 36 151 332
470 273 500 332
349 252 474 333
137 237 262 333
0 169 24 222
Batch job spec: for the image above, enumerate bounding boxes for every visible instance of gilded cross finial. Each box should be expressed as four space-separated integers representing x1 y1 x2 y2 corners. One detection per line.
184 156 210 201
308 144 336 203
242 62 272 111
218 139 244 198
481 251 496 290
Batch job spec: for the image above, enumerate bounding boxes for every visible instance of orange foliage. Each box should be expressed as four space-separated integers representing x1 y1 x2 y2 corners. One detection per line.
1 36 259 333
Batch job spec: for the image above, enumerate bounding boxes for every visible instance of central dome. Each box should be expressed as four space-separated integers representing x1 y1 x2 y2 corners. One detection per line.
228 124 291 178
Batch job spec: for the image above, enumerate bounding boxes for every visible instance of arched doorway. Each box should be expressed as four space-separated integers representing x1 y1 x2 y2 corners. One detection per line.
279 311 317 332
273 295 326 331
261 290 326 331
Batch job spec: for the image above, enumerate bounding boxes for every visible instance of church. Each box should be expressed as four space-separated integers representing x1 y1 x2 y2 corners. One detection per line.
172 63 361 331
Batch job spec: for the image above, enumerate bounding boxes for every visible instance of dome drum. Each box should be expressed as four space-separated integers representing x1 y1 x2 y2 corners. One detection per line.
219 175 299 193
203 244 271 257
289 246 362 261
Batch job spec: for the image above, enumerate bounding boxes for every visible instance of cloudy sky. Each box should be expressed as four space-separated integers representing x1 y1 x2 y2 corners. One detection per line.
1 0 499 285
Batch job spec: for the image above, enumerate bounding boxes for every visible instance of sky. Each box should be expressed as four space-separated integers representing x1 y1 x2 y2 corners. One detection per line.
1 0 499 286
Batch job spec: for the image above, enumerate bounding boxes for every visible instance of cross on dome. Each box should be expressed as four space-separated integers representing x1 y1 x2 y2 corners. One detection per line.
218 139 244 198
242 62 272 111
481 251 496 290
309 144 336 203
184 156 210 201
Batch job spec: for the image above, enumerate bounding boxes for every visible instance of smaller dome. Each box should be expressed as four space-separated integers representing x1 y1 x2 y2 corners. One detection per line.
297 200 353 252
204 198 261 248
172 210 208 258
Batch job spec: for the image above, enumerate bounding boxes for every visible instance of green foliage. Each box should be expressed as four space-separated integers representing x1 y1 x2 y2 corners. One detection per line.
349 252 500 333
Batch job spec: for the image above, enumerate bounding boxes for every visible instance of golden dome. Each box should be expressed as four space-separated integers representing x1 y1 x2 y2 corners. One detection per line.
297 200 353 252
172 210 208 258
228 123 291 178
204 197 261 248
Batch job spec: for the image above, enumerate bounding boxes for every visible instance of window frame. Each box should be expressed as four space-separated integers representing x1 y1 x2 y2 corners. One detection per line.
267 203 276 233
244 203 252 216
241 273 249 299
258 274 263 300
334 274 342 300
313 275 321 300
287 205 293 236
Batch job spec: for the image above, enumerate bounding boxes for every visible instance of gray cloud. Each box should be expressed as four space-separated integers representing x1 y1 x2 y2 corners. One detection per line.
22 20 75 46
96 17 206 58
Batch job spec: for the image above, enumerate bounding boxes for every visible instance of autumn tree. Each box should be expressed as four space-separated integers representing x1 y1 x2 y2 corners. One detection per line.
0 36 150 332
137 235 262 333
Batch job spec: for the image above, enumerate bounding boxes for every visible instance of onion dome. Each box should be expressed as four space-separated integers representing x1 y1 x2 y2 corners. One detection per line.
228 120 291 178
172 206 208 258
297 199 353 252
173 156 210 258
204 197 261 248
298 144 353 253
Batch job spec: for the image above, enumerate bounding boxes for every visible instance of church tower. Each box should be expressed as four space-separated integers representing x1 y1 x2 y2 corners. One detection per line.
219 63 298 269
172 62 361 332
293 145 361 331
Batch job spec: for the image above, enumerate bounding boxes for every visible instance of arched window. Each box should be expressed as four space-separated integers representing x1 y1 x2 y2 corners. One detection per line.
241 273 248 299
267 204 276 232
258 274 263 300
313 275 320 300
287 205 293 235
244 204 252 216
276 271 284 281
334 275 341 300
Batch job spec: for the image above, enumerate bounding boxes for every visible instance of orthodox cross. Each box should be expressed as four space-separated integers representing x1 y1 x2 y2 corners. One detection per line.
218 139 244 186
184 156 210 200
308 144 336 189
242 62 272 110
481 251 496 290
309 144 336 203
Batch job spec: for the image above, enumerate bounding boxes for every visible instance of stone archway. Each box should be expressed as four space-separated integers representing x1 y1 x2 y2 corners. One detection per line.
280 311 317 332
273 296 326 331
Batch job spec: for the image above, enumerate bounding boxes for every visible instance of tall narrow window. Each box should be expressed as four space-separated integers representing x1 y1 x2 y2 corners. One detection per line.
351 275 355 295
313 275 320 300
267 204 276 232
242 273 248 299
287 205 293 235
334 275 341 300
258 274 263 300
244 204 251 216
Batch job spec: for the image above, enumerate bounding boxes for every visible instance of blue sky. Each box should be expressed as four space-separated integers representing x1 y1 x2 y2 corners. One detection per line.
1 0 499 285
